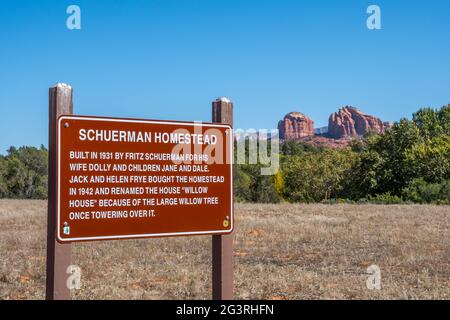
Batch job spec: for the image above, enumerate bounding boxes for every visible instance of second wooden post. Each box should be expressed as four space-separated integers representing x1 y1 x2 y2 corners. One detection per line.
212 97 234 300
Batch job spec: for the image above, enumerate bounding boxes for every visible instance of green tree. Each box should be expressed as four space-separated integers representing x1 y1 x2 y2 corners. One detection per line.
413 107 443 139
234 165 253 202
281 149 357 202
4 157 28 198
280 140 322 156
0 156 8 197
234 136 283 203
2 146 48 199
247 163 282 203
438 104 450 135
402 178 450 204
405 135 450 183
349 119 421 197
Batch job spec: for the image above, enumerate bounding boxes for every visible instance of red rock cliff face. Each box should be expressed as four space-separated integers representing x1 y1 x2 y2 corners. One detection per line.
328 106 389 139
278 112 314 140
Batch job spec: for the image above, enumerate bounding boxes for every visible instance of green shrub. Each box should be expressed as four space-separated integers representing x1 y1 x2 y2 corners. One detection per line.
368 193 405 205
0 145 48 199
280 149 358 203
321 198 355 204
234 164 282 203
0 157 8 197
402 179 450 204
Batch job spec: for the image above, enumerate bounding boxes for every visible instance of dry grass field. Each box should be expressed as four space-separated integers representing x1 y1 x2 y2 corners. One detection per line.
0 200 449 300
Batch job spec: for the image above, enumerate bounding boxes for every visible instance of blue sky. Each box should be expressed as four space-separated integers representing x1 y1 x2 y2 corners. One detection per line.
0 0 449 153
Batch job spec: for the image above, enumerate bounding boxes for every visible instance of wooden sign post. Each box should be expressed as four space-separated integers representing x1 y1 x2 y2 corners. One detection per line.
45 85 234 300
46 83 73 300
212 98 234 300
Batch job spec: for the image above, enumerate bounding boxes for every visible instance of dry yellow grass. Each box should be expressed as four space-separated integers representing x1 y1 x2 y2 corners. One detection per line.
0 200 449 300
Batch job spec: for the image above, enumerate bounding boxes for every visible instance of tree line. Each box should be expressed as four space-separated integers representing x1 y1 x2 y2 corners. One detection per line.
1 105 449 204
0 145 48 199
235 104 450 204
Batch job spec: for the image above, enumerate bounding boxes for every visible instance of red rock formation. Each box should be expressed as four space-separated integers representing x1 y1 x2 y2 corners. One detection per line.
328 106 389 139
278 112 314 140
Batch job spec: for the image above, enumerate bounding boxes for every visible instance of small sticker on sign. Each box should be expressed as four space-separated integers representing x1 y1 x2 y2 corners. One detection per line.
63 222 70 235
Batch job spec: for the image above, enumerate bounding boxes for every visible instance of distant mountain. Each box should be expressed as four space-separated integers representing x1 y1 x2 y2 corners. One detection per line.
314 126 328 135
328 106 392 139
278 112 314 140
278 106 392 148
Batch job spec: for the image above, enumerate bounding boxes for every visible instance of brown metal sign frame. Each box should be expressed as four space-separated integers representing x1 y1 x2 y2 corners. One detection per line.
55 115 234 243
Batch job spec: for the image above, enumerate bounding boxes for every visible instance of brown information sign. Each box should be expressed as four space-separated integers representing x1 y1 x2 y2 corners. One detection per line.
56 115 233 243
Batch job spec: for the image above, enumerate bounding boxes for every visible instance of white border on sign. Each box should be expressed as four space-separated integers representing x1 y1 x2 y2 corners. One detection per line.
57 116 234 242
